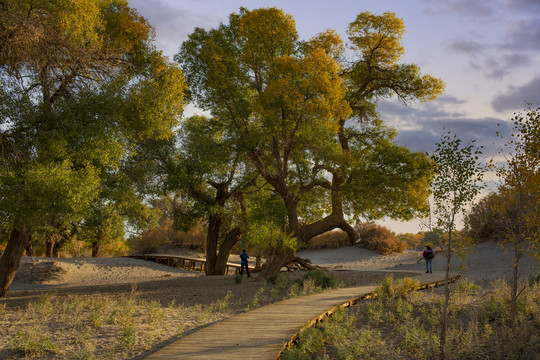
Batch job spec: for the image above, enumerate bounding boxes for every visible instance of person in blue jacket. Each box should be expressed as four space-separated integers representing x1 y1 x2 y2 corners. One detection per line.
240 249 250 277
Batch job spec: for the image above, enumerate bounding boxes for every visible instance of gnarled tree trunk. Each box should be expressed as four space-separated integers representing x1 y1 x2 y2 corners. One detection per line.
258 248 296 280
214 227 243 275
0 226 31 297
46 230 68 258
205 214 222 275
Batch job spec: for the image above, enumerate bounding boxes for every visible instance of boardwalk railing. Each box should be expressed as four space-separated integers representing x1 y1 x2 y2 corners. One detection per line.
129 254 254 275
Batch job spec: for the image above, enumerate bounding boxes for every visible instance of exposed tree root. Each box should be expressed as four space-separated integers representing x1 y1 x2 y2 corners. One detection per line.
283 256 324 271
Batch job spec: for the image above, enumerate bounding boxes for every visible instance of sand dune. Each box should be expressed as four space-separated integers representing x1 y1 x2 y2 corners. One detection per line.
5 239 538 295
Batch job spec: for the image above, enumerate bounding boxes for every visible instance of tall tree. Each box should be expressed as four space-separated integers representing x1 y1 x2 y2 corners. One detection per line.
0 0 186 297
491 106 539 334
177 8 443 276
431 131 484 360
131 115 258 275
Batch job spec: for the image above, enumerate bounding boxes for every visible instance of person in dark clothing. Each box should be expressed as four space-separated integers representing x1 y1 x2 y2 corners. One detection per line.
239 249 250 277
422 245 434 273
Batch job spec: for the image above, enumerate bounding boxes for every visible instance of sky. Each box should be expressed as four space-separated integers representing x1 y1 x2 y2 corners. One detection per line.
129 0 540 233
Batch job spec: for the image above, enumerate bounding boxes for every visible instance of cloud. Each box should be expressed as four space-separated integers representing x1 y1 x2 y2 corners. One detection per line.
448 39 486 56
437 0 539 80
422 0 497 18
445 0 496 17
481 53 532 79
447 29 536 80
491 76 540 112
378 98 510 157
502 18 540 51
130 0 217 58
502 0 540 12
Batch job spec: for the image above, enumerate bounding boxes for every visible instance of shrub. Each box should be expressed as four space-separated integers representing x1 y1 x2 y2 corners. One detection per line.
303 270 338 289
375 275 420 299
354 223 407 255
307 230 349 249
128 218 206 253
463 192 501 242
397 232 423 249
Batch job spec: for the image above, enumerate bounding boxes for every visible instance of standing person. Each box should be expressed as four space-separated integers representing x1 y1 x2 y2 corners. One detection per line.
240 249 250 277
422 245 434 273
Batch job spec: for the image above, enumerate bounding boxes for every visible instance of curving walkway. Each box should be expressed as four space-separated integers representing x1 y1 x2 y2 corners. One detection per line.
145 270 458 360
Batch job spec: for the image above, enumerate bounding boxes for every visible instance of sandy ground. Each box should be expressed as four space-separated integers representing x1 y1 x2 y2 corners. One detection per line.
3 240 538 307
298 240 539 284
1 241 537 360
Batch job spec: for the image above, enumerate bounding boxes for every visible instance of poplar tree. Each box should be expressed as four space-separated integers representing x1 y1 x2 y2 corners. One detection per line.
177 8 444 276
431 132 484 359
0 0 186 297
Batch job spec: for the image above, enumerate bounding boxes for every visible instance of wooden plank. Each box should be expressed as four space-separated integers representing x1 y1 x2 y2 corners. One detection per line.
128 254 254 275
145 270 460 360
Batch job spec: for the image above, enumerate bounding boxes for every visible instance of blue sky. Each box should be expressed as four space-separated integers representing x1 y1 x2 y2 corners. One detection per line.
129 0 540 232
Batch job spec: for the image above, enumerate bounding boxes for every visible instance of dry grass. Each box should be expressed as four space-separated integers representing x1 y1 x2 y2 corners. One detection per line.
0 287 239 360
282 277 540 360
0 270 386 360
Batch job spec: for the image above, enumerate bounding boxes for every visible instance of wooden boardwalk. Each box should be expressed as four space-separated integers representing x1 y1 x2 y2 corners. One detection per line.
129 254 254 275
146 270 459 360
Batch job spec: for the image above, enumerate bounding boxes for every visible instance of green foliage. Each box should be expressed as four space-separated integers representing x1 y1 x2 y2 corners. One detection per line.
494 108 540 249
423 228 445 247
176 7 444 257
0 0 186 268
463 192 501 242
303 270 338 289
455 278 481 293
246 287 267 310
375 275 420 299
430 131 485 358
10 330 59 358
486 106 540 332
432 132 485 235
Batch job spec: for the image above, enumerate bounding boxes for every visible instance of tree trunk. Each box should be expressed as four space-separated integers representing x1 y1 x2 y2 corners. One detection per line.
439 229 452 360
52 239 63 258
300 213 356 245
92 240 100 258
214 227 243 275
510 244 521 334
258 248 295 280
297 184 356 245
46 234 55 257
25 243 33 256
0 226 31 298
205 214 221 275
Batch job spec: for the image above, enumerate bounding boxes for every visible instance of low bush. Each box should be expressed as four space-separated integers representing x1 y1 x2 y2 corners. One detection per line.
303 269 338 290
355 223 407 255
128 218 206 254
375 275 420 299
307 230 349 249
